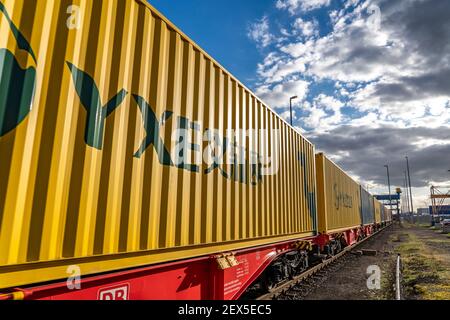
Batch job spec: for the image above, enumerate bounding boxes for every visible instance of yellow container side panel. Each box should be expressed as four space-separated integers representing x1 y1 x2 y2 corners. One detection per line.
374 200 382 224
385 206 393 222
0 0 317 288
316 153 327 233
315 153 361 233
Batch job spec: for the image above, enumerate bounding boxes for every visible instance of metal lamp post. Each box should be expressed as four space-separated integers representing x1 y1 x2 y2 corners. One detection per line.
385 165 392 209
406 156 414 215
404 171 410 214
289 96 298 127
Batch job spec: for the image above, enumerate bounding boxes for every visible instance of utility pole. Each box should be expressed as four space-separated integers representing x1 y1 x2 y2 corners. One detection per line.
385 165 392 210
404 171 410 214
406 156 414 214
289 96 298 127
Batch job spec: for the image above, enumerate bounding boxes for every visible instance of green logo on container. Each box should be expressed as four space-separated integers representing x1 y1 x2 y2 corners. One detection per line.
66 62 128 150
299 152 317 227
333 183 353 210
0 2 37 137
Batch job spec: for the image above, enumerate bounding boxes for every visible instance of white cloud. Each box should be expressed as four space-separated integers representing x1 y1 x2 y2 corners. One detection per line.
257 56 306 84
279 110 295 122
293 18 319 38
345 112 379 127
314 94 344 112
254 0 450 130
247 16 273 48
255 79 309 108
412 139 450 150
302 95 345 132
279 19 391 83
303 106 328 129
345 0 361 9
276 0 331 14
248 0 450 213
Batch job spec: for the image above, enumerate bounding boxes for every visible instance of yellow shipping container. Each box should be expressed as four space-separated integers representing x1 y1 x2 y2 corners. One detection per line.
386 208 392 222
315 153 361 233
0 0 317 289
383 207 393 222
374 200 382 224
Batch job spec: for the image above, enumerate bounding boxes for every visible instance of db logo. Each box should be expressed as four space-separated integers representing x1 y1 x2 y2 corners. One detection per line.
98 284 130 300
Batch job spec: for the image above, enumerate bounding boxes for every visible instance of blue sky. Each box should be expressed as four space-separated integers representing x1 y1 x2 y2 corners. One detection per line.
149 1 338 93
149 0 356 124
149 0 450 210
149 0 272 85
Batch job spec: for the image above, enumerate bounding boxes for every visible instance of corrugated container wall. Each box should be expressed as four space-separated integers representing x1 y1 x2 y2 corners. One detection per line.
386 207 391 222
381 206 386 222
315 153 361 233
0 0 317 289
360 187 375 226
374 200 382 224
387 208 393 222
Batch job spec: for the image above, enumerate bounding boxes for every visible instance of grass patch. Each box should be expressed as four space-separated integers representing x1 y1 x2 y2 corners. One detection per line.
397 243 420 254
379 260 397 300
401 254 444 299
421 285 450 300
390 232 410 243
395 231 450 300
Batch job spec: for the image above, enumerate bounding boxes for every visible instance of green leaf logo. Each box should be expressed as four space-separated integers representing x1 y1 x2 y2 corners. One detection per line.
299 152 317 227
67 62 128 150
0 1 37 137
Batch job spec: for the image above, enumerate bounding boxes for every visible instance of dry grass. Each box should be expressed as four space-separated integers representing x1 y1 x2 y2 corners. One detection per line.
395 225 450 300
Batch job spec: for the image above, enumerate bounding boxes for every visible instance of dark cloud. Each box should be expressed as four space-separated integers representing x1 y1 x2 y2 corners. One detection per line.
326 0 450 104
371 68 450 103
361 0 450 103
251 0 450 203
382 0 450 66
308 125 450 188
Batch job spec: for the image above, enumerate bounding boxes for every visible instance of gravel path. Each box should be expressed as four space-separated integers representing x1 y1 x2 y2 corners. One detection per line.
304 224 399 300
303 222 450 300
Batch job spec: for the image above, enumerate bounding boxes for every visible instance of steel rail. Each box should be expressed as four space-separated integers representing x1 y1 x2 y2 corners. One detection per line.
256 225 392 300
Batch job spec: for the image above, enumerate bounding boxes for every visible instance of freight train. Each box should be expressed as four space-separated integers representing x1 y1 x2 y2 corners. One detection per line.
0 0 392 300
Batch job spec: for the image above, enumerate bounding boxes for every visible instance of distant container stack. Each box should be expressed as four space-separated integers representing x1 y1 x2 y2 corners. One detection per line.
429 205 450 215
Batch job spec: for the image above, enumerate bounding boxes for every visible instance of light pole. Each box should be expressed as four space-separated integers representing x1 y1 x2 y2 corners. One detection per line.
406 156 414 215
289 96 298 127
384 165 392 209
404 171 410 214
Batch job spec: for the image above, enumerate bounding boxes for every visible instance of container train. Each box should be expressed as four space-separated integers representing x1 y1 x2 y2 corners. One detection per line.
0 0 392 300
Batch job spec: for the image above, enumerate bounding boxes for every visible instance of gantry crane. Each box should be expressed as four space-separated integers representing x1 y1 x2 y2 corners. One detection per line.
430 185 450 222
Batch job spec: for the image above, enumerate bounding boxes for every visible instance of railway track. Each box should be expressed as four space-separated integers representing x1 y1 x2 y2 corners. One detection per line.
256 225 392 300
